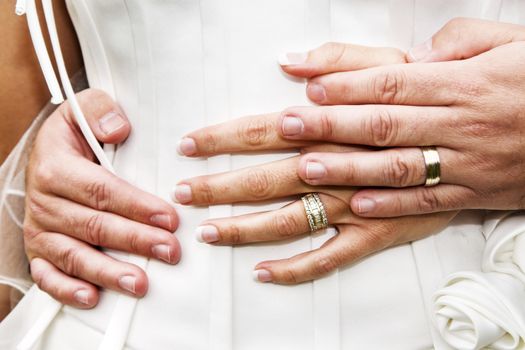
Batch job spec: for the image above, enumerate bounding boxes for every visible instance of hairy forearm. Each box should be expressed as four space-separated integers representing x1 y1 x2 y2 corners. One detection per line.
0 0 83 164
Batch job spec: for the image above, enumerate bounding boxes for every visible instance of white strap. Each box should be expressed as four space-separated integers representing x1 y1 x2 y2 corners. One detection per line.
15 0 63 105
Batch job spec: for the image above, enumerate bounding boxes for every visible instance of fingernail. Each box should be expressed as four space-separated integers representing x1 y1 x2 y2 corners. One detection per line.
408 38 432 62
307 83 326 103
152 244 172 264
99 111 126 135
118 275 136 294
195 225 219 243
282 116 304 137
278 52 307 66
150 214 172 230
306 161 327 180
176 137 197 156
74 289 90 305
171 184 192 204
357 198 376 214
253 269 273 283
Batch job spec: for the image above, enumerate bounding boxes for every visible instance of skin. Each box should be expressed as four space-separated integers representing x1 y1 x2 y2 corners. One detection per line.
173 43 459 284
0 0 82 320
24 89 181 308
174 18 525 283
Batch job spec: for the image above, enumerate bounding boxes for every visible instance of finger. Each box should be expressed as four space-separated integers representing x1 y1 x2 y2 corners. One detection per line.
28 195 181 264
252 226 368 284
298 147 459 188
279 42 406 78
30 232 149 297
253 211 457 284
176 112 313 157
407 18 525 63
37 155 178 232
54 88 131 144
350 184 476 217
306 60 465 106
172 157 312 205
30 258 99 308
279 105 453 147
194 194 350 245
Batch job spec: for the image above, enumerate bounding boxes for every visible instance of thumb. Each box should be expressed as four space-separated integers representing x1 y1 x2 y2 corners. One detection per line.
60 88 131 145
407 17 525 63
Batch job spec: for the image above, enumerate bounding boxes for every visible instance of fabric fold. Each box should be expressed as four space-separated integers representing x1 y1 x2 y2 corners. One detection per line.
432 212 525 350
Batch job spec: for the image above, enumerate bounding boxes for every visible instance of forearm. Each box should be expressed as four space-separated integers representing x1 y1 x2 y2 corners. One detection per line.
0 0 83 164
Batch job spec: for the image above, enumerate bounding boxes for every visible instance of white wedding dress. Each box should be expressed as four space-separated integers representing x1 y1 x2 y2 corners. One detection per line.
1 1 525 349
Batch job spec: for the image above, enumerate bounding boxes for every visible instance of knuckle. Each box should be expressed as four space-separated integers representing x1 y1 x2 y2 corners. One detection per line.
203 132 217 154
25 192 51 222
444 17 469 32
238 118 271 147
193 181 215 203
77 88 114 110
127 231 142 253
59 246 82 277
272 213 300 238
319 109 335 139
323 42 347 66
366 221 398 248
372 70 406 105
84 213 105 245
384 151 412 187
365 108 398 146
241 168 273 199
416 189 442 213
342 159 360 184
225 223 243 244
281 267 300 284
33 162 56 188
85 180 112 211
312 253 340 276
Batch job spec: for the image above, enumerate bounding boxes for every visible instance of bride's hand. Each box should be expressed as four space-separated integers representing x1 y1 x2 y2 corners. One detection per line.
173 140 456 283
24 89 181 308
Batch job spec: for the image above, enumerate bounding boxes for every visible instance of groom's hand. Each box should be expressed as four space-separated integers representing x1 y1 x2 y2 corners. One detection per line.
275 18 525 218
24 89 181 308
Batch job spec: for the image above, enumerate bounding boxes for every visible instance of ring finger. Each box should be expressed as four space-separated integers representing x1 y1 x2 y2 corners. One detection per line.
298 147 459 187
194 193 350 245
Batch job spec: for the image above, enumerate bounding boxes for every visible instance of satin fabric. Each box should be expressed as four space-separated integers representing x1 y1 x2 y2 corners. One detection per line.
1 1 525 349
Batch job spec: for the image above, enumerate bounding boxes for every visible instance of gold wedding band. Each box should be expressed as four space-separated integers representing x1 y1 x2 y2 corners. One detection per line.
301 193 329 232
421 147 441 187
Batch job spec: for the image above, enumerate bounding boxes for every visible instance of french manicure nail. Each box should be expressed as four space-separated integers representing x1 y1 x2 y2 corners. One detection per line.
176 137 197 156
253 269 273 283
152 244 172 263
118 275 137 294
171 184 192 204
195 225 219 243
408 39 432 62
357 198 376 214
99 111 126 135
306 161 327 180
278 52 308 66
307 83 326 103
74 289 90 305
150 214 172 230
282 116 304 136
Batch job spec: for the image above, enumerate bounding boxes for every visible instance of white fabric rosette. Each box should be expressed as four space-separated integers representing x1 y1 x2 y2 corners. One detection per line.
433 213 525 350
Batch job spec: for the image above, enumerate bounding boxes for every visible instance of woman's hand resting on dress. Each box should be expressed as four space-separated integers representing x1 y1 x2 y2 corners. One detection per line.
24 89 181 308
174 18 525 284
